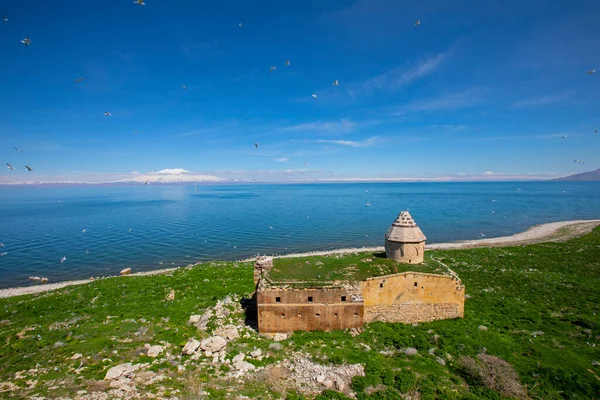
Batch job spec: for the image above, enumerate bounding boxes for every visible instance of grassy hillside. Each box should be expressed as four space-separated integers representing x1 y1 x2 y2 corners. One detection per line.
1 228 600 399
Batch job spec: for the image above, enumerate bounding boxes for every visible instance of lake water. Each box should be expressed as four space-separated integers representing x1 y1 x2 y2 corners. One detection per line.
1 181 599 289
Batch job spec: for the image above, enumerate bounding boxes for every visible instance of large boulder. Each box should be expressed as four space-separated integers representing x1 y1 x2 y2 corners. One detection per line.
182 339 201 355
200 336 227 353
120 268 132 276
105 363 133 380
215 325 240 341
145 344 164 358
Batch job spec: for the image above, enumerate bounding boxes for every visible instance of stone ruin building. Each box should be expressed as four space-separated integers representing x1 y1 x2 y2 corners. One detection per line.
255 211 465 333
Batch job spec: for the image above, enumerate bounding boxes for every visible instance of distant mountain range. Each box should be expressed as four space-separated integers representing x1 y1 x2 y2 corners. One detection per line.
554 168 600 181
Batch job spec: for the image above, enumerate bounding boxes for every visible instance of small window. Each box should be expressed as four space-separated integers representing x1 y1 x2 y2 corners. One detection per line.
308 296 313 303
275 296 281 303
414 282 418 287
281 313 285 318
334 313 338 317
297 313 302 317
341 296 347 302
379 283 384 288
354 313 359 317
315 313 320 317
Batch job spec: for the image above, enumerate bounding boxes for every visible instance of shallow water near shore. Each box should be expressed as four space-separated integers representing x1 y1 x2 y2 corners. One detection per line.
1 181 599 288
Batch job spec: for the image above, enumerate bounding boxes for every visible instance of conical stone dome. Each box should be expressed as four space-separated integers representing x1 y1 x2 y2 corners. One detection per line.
385 211 427 243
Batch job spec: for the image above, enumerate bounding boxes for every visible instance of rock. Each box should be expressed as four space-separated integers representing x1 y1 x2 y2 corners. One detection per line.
531 331 544 337
215 325 240 341
71 353 83 360
404 347 418 356
234 360 255 372
105 363 133 380
436 356 446 366
146 345 164 358
53 341 65 348
182 339 201 355
478 325 488 331
269 343 283 351
40 277 49 283
120 268 132 276
250 349 262 358
200 336 227 352
204 350 213 357
189 315 202 324
194 309 213 331
164 289 175 301
323 379 334 388
335 380 345 392
233 353 245 363
177 365 185 372
273 333 288 342
428 348 436 355
315 374 326 383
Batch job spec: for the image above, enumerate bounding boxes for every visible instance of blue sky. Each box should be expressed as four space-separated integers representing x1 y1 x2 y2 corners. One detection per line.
0 0 599 183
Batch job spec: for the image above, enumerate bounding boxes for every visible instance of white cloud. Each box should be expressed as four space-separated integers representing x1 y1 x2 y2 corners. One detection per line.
314 136 379 148
281 119 358 135
274 157 289 162
116 168 222 183
393 89 485 115
513 94 569 108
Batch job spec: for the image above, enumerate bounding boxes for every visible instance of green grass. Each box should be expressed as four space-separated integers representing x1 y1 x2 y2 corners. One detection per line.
1 228 600 399
268 252 444 286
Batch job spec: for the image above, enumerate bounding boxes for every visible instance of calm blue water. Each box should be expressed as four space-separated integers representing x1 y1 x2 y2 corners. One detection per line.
1 182 599 289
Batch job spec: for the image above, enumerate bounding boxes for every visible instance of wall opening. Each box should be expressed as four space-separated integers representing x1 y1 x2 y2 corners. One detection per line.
334 313 338 317
414 282 418 287
354 313 359 317
341 296 347 302
275 296 281 303
281 313 285 318
308 296 313 303
297 313 302 317
379 283 384 288
315 313 320 317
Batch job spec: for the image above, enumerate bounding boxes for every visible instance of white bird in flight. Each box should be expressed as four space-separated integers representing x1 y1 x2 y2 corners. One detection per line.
269 66 276 73
182 85 186 90
13 146 23 153
60 256 66 264
254 142 259 148
134 131 139 135
25 166 33 171
21 38 31 47
311 94 317 99
104 111 111 116
73 77 87 83
6 163 15 170
561 135 567 139
2 14 8 22
133 0 145 5
414 20 421 26
239 23 243 27
333 80 339 86
586 69 596 75
285 60 290 66
574 159 584 163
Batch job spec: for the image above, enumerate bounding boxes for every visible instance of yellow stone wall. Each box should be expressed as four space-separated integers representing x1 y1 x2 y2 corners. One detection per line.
385 241 425 264
360 272 464 323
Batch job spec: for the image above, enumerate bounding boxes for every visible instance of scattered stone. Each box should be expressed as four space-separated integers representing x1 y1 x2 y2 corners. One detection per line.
428 348 436 355
584 329 592 335
120 268 132 276
323 379 334 388
182 339 201 355
193 309 213 330
269 342 283 351
233 353 245 363
71 353 83 360
200 336 227 352
40 277 49 283
436 356 446 366
315 374 326 383
530 331 544 337
146 345 164 358
250 349 262 358
273 333 288 342
478 325 488 331
234 360 256 372
465 294 472 299
53 341 65 348
164 289 175 301
189 315 202 324
105 363 133 380
404 347 418 356
349 327 363 337
28 276 42 281
215 325 240 341
335 380 345 392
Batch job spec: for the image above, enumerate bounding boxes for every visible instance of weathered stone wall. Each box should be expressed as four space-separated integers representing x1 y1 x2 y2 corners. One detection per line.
257 287 363 333
385 241 425 264
360 272 464 323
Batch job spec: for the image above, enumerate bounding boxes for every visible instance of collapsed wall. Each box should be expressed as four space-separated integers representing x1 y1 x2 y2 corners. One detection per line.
360 272 464 324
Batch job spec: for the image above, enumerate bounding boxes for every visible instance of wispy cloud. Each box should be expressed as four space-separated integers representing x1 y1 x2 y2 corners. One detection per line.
392 88 485 115
513 93 569 108
274 157 289 162
281 119 358 135
314 136 379 148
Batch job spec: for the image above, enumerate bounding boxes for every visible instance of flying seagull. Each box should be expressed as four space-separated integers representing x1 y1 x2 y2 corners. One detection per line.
60 256 66 264
414 20 421 26
333 80 339 86
594 129 598 134
239 23 242 27
25 165 33 171
2 14 7 22
13 147 23 153
561 135 567 139
586 69 596 75
134 131 139 135
21 38 31 47
133 0 145 5
104 111 111 116
285 60 290 66
311 94 317 99
269 66 276 73
73 77 87 83
182 85 186 90
574 159 584 163
6 163 15 170
254 142 259 148
144 180 149 185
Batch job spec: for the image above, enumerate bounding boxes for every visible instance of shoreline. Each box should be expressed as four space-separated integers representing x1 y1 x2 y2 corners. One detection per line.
1 219 599 299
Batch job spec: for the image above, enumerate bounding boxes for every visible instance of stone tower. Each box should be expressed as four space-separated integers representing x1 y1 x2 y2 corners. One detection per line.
384 211 426 264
